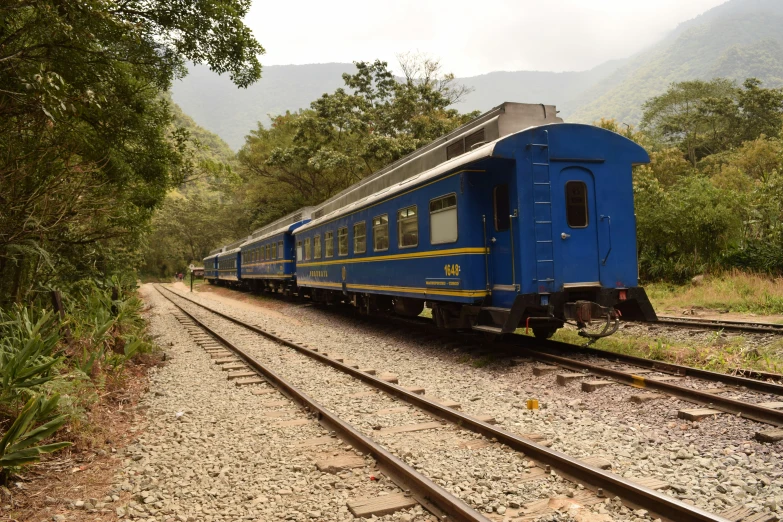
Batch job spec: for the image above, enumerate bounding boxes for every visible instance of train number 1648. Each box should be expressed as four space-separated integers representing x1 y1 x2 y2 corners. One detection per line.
444 264 461 277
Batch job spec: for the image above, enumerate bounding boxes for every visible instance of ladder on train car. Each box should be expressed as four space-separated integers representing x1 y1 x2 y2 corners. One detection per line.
472 132 556 336
529 130 555 294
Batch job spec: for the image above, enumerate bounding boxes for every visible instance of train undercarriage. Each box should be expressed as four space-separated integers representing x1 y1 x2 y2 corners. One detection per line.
208 278 657 340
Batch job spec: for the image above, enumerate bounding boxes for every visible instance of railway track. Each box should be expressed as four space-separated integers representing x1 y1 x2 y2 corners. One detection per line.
508 334 783 431
183 284 783 429
653 316 783 336
378 310 783 429
155 284 739 522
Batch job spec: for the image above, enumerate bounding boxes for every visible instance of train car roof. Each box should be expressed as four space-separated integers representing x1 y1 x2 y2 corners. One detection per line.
295 139 497 234
218 247 241 258
296 123 649 234
240 219 309 248
217 237 246 258
307 102 561 222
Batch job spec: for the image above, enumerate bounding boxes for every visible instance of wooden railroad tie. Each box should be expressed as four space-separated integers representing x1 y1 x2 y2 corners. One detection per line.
755 428 783 443
629 393 663 403
235 377 265 386
377 422 443 435
581 380 613 392
678 408 722 421
347 493 417 518
532 365 558 376
556 373 585 385
315 454 365 474
227 370 256 380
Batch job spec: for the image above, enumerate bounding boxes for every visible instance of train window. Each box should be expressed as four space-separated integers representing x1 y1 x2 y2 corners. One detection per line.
278 241 283 259
296 241 303 261
325 231 334 258
314 235 321 259
373 215 389 252
272 243 277 260
338 227 348 256
304 238 311 261
430 194 458 244
354 222 366 254
398 206 418 248
565 181 588 228
494 184 510 232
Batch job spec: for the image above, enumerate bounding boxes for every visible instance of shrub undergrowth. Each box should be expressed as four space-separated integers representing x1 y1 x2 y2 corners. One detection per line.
646 270 783 314
0 278 156 482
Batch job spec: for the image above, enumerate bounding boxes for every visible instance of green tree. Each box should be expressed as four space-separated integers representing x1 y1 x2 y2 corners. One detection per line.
0 0 263 305
237 56 477 228
641 78 783 165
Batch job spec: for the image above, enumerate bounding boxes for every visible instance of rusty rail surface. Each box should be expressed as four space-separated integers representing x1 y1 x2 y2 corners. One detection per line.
156 285 729 522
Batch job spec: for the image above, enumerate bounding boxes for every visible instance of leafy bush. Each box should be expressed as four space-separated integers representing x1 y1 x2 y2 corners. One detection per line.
635 171 741 282
0 394 70 476
0 306 62 406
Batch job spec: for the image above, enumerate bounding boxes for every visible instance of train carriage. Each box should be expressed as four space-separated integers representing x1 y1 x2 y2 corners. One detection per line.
293 103 657 339
216 239 243 285
203 248 221 283
240 208 313 295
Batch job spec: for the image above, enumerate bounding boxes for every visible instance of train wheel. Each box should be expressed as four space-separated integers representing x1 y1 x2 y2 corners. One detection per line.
532 327 557 339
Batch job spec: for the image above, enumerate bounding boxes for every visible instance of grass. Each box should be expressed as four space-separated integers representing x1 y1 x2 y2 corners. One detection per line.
646 270 783 315
551 327 783 375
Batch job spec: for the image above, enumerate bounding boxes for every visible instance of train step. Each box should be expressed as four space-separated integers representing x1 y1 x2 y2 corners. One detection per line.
480 307 511 313
472 325 504 335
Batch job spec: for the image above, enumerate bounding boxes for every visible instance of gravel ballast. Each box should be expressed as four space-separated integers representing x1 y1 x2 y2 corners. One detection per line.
112 285 430 522
167 284 783 521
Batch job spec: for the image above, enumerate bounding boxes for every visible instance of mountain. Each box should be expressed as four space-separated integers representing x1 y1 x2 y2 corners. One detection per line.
171 0 783 149
568 0 783 124
172 60 623 150
454 59 627 117
172 63 357 150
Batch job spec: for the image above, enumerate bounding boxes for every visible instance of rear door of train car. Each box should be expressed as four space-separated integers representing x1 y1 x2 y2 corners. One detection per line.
467 165 520 308
551 166 601 287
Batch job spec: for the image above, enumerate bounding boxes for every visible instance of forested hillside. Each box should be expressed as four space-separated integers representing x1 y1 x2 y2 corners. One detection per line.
141 101 252 278
569 0 783 124
173 63 357 149
0 0 263 485
172 0 783 148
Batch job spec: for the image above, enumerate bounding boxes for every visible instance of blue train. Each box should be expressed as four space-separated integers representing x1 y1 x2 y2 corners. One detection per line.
204 103 657 339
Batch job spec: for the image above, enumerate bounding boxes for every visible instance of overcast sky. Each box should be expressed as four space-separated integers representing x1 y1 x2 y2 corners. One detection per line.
245 0 728 76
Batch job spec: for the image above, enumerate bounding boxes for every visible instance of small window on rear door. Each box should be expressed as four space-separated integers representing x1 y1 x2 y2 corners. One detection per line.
565 181 588 228
494 184 510 232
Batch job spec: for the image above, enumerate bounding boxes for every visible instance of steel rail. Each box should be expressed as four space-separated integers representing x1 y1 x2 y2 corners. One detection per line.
156 285 729 522
731 368 783 381
512 334 783 394
156 286 490 522
654 316 783 335
509 345 783 426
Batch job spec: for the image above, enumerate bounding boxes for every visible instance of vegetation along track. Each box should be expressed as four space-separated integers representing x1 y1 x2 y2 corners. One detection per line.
652 317 783 336
155 284 733 522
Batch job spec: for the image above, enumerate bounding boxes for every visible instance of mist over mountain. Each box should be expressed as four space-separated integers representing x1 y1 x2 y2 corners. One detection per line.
567 0 783 124
172 0 783 150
